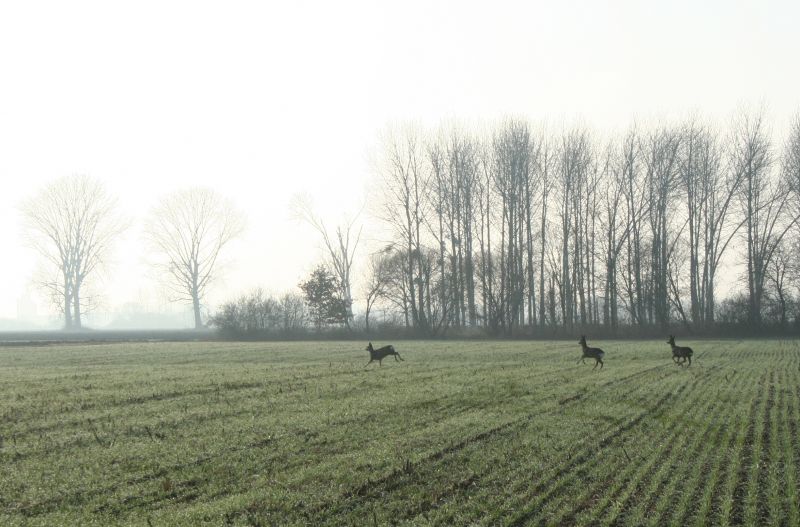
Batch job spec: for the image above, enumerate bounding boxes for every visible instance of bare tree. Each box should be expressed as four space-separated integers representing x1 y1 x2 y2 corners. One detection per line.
492 118 537 333
145 188 245 329
378 125 431 332
369 112 800 335
765 239 795 328
293 195 361 330
362 249 392 332
22 175 126 329
538 139 554 327
643 125 682 327
680 119 745 326
784 114 800 225
598 139 632 330
554 126 593 328
618 127 650 325
427 125 483 329
474 140 499 330
279 293 307 331
732 110 796 328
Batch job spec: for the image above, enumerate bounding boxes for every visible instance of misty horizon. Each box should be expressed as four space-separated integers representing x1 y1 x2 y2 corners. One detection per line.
2 1 799 330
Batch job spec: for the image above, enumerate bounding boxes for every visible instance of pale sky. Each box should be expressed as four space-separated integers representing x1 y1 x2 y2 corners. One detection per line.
1 0 798 326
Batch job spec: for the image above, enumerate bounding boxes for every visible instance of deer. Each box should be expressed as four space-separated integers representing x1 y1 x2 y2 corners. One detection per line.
577 336 605 370
364 342 403 367
667 335 693 366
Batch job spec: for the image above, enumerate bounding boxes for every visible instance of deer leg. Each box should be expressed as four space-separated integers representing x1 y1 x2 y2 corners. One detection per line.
687 356 691 366
599 358 603 369
365 359 373 368
593 360 598 370
379 359 382 366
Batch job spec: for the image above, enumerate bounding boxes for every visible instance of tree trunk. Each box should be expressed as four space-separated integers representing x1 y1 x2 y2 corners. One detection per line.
72 281 82 329
63 269 73 329
192 287 203 329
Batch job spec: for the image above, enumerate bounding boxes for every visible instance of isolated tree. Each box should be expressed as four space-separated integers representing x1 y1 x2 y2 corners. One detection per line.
22 175 126 329
293 195 361 329
145 188 244 329
299 265 347 331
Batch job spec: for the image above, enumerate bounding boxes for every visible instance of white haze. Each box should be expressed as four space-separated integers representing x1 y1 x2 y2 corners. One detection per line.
0 0 798 327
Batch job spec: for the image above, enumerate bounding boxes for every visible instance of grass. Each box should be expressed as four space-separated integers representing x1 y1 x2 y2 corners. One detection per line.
0 338 798 526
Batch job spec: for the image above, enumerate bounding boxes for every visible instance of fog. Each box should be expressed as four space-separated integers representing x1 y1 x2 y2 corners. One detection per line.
1 0 798 329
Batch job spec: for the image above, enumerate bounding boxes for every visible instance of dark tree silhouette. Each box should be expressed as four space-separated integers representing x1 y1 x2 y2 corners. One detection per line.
299 265 347 331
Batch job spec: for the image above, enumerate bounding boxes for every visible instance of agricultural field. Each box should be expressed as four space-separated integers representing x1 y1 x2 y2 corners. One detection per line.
0 339 798 526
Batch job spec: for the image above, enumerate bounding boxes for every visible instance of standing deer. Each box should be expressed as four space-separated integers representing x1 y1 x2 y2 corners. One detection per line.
577 336 605 369
364 342 403 367
667 335 693 366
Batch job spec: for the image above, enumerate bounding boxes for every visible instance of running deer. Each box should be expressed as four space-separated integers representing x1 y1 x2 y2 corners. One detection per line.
667 335 693 366
577 336 605 369
364 342 403 367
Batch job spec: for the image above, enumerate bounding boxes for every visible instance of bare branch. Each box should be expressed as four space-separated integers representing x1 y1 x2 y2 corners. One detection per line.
144 188 245 328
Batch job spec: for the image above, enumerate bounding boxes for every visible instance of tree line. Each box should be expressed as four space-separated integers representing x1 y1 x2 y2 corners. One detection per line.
20 108 800 337
355 110 800 336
